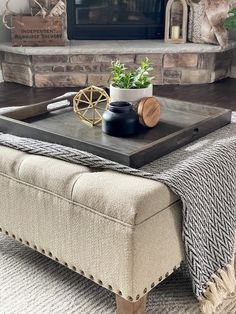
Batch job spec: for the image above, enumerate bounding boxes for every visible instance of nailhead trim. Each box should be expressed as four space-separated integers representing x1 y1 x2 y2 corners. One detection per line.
0 227 182 302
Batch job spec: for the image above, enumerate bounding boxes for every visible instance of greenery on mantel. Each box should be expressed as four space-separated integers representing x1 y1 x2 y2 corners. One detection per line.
111 58 154 89
224 8 236 30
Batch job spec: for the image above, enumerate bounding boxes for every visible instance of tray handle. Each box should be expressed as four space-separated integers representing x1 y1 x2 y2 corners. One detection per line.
1 94 75 121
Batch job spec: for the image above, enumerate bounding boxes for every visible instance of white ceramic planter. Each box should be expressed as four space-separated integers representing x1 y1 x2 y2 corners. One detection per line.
110 84 153 104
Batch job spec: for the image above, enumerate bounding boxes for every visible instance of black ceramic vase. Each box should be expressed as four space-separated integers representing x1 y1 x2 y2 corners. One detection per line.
102 101 139 137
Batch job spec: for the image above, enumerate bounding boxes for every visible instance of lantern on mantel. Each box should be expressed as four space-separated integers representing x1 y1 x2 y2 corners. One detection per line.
165 0 188 44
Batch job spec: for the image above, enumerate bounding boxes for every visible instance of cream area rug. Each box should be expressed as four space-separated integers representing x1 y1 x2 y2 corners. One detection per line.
0 234 235 314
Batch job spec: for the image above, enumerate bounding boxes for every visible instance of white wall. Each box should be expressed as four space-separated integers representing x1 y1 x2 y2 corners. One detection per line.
0 0 29 81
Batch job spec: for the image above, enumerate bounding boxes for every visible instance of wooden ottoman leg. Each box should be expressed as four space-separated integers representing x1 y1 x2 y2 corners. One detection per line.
116 295 147 314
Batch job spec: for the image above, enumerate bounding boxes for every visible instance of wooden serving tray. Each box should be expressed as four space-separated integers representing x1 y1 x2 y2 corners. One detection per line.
0 96 231 168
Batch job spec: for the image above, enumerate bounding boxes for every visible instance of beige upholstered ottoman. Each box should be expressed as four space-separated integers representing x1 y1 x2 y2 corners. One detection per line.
0 145 184 313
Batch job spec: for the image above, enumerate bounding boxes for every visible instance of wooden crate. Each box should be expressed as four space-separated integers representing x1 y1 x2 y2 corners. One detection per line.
11 15 64 47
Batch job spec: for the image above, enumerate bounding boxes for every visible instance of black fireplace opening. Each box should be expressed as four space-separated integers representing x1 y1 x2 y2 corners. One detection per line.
67 0 166 40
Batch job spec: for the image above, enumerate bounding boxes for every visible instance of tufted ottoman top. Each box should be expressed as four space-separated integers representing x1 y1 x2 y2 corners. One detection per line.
0 145 179 225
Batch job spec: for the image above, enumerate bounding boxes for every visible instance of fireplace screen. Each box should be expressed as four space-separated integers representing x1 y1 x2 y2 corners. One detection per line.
67 0 166 39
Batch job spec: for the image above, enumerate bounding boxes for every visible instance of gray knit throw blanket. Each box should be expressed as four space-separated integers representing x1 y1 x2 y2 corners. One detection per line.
0 120 236 314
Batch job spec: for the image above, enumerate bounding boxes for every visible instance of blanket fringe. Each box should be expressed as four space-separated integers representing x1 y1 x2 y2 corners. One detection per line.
199 259 236 314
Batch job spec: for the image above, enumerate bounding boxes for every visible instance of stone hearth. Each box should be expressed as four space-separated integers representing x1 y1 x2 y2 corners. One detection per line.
0 41 235 88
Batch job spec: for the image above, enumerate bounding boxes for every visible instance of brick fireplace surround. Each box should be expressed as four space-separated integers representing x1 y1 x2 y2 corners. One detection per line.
0 40 235 88
0 0 235 87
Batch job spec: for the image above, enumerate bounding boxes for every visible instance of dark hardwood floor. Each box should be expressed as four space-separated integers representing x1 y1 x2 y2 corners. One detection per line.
0 83 78 107
0 78 235 109
156 78 236 109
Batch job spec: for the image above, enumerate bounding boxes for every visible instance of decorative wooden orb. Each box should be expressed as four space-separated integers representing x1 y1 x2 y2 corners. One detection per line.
73 86 110 127
165 0 188 44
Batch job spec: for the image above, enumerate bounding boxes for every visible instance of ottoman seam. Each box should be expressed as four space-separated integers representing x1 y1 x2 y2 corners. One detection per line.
135 200 182 226
70 173 84 200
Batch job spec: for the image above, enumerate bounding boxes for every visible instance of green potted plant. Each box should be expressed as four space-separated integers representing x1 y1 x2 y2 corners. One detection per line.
224 8 236 30
110 58 154 103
